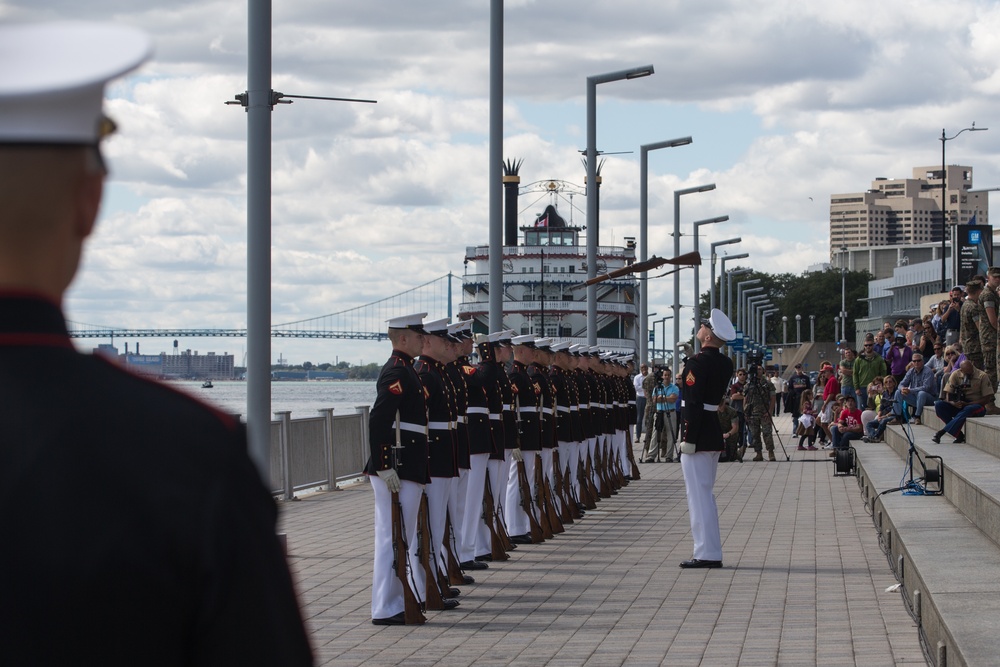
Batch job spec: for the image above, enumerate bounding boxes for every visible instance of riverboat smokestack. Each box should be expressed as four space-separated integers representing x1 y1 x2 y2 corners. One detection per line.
503 158 522 246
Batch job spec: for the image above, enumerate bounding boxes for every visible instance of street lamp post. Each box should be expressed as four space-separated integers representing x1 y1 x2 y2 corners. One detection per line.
834 316 840 345
718 251 748 317
736 281 762 339
652 316 667 363
693 215 729 352
939 124 988 292
762 308 778 347
782 315 788 346
672 183 715 377
809 315 815 343
742 289 765 366
726 266 752 321
796 314 802 344
840 245 848 344
709 237 740 312
586 65 655 345
639 136 691 364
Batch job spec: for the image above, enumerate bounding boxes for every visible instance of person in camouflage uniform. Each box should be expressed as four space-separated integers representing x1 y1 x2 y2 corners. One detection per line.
979 268 1000 391
743 365 777 461
717 396 741 462
961 280 984 370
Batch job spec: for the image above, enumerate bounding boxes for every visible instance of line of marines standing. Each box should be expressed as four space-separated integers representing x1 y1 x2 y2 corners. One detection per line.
365 313 641 625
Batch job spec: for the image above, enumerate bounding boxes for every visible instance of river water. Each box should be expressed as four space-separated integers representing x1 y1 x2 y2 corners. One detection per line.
167 380 378 420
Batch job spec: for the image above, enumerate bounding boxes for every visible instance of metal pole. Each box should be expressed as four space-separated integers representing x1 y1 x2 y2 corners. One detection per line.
246 0 272 480
672 184 714 377
710 238 740 313
941 129 947 293
639 136 691 364
586 78 598 345
488 0 503 333
810 315 815 343
692 214 726 352
796 314 801 344
587 66 654 347
721 256 749 321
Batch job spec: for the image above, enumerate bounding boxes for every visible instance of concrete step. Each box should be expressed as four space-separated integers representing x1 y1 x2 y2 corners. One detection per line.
881 421 1000 549
855 444 1000 667
853 416 1000 667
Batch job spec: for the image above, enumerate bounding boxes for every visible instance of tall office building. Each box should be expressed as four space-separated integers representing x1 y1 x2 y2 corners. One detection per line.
830 165 989 251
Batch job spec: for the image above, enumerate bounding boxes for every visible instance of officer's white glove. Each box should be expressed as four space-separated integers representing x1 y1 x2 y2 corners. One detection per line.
377 468 401 493
679 441 697 455
511 448 524 462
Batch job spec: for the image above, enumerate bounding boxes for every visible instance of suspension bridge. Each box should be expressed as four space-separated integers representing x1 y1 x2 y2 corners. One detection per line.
66 274 458 343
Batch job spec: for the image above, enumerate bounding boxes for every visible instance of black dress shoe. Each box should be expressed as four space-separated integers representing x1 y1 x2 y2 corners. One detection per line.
448 587 460 597
954 432 966 443
372 611 406 625
510 534 533 545
460 574 475 585
679 559 723 569
441 598 460 610
460 560 488 570
474 554 492 562
931 430 943 444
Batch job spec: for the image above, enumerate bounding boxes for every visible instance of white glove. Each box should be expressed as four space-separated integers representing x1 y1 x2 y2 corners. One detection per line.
511 448 524 463
679 441 697 455
376 468 401 493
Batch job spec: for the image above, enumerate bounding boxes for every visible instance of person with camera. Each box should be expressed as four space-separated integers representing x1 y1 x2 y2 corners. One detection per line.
932 359 994 443
645 368 679 462
941 287 964 346
743 364 777 461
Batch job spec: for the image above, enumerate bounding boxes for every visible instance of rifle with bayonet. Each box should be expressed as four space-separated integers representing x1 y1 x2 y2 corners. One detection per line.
482 474 509 561
533 453 555 539
551 448 573 524
416 493 447 610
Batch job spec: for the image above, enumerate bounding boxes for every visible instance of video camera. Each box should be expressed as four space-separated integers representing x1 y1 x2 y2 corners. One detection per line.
745 348 765 375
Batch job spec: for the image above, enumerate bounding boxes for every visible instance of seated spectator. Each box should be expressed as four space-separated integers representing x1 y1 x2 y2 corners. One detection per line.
865 376 898 442
830 396 863 451
895 353 937 424
932 360 995 443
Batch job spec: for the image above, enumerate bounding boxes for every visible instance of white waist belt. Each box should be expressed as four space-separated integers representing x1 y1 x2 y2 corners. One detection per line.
542 407 554 415
489 414 501 420
520 406 538 413
570 406 579 411
427 421 452 431
557 406 571 413
467 406 489 414
457 416 467 424
703 403 719 412
399 421 426 434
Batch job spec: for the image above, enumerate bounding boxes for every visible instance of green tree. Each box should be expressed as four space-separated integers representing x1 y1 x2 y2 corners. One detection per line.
700 266 872 346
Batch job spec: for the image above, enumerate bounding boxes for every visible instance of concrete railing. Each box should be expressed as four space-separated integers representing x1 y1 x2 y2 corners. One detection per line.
267 406 370 500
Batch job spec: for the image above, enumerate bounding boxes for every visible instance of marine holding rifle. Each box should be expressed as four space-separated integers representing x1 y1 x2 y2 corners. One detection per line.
365 313 430 625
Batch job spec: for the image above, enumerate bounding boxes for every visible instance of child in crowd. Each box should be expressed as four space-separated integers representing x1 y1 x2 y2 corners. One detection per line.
796 389 817 450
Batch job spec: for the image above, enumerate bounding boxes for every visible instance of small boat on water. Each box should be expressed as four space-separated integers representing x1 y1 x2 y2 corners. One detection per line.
201 381 214 389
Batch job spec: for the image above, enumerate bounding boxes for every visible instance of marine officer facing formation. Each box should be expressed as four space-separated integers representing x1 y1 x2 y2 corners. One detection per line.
677 308 736 569
0 22 313 663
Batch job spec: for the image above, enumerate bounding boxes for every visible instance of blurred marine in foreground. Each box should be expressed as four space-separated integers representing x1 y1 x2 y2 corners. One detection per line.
0 22 313 665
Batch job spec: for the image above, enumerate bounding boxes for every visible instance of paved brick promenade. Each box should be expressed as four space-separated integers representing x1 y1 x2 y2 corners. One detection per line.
279 415 926 666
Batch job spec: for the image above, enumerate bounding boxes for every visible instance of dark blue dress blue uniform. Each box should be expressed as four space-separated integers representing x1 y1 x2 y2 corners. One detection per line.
0 295 313 665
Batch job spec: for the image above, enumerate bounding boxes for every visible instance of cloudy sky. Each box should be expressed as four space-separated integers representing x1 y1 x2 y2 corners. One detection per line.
5 0 1000 365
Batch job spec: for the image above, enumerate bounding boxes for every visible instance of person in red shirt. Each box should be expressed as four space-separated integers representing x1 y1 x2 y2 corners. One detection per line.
830 396 863 451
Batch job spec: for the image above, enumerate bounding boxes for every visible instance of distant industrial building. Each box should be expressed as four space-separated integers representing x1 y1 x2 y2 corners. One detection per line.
110 348 236 380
